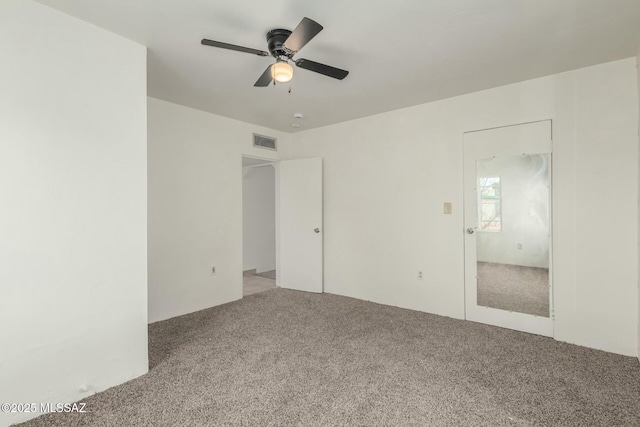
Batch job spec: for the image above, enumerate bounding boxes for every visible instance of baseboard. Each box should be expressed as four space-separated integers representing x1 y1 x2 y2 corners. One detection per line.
243 269 257 277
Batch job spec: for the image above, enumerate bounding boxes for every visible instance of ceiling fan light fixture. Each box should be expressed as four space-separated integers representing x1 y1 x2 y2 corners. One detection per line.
272 62 293 83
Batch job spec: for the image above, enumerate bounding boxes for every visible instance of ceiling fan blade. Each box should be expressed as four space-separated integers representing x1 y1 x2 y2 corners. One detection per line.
295 58 349 80
283 17 323 53
254 65 274 87
201 39 269 57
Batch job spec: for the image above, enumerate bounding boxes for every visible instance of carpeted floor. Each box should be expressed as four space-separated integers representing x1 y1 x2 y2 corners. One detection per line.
17 289 640 426
477 262 549 317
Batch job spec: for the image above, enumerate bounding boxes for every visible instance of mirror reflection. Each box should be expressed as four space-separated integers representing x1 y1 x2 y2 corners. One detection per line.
476 154 550 317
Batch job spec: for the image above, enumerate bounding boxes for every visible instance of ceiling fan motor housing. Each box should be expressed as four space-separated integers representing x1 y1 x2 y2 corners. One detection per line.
266 29 293 58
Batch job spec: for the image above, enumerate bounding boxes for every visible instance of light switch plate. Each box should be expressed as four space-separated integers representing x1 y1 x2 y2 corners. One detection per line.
444 202 452 214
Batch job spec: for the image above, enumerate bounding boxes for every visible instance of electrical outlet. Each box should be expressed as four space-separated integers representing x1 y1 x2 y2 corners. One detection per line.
418 271 423 280
517 243 523 250
211 266 216 275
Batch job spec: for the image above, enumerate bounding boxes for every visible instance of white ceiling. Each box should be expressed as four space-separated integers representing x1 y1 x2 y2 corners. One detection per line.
36 0 640 133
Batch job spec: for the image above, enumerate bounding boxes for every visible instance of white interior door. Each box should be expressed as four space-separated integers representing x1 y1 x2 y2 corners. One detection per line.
278 158 323 293
464 120 553 337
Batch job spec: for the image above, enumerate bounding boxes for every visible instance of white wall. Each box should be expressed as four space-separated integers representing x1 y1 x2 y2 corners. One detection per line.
637 45 640 361
280 58 639 357
0 2 148 426
148 98 287 323
243 166 276 273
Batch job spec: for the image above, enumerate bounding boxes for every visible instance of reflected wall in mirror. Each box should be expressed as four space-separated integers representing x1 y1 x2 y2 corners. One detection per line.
476 153 550 317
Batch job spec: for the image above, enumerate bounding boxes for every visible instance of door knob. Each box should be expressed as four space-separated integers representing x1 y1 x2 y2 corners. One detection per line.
466 227 475 234
314 228 320 233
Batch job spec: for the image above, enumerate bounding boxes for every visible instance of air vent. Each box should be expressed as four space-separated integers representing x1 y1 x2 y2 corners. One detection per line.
253 133 277 151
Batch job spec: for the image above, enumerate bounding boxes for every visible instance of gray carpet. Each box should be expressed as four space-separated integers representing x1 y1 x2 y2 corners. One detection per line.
477 262 550 317
17 289 640 426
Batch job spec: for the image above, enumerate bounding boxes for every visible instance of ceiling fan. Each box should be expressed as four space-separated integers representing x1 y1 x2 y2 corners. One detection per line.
201 17 349 87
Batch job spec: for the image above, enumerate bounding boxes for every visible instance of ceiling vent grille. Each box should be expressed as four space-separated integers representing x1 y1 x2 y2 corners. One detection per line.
253 133 277 151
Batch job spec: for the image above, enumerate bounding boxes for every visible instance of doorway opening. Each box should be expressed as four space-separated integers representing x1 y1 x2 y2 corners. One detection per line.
242 156 277 297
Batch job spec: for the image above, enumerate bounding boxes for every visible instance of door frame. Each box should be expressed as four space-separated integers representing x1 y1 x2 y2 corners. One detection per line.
240 155 324 294
462 119 554 337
